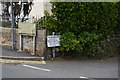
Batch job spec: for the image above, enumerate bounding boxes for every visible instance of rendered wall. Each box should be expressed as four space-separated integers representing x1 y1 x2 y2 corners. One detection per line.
0 27 46 56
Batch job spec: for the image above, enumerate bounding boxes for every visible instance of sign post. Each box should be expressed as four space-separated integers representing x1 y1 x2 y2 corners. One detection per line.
47 32 61 59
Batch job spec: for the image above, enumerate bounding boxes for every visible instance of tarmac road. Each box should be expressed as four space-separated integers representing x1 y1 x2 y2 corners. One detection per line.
0 47 119 79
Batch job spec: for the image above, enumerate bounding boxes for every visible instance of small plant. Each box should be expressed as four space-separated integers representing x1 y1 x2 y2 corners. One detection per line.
34 19 44 29
1 21 11 28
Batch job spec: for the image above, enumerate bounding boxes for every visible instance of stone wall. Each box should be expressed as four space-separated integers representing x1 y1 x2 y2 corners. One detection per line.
0 27 46 56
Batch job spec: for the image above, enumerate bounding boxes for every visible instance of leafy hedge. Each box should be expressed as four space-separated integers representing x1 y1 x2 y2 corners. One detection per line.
43 2 119 57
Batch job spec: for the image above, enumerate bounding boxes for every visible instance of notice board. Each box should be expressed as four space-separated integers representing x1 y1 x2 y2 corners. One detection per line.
47 35 61 47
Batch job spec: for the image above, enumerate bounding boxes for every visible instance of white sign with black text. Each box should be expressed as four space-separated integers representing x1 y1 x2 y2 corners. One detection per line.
47 35 61 47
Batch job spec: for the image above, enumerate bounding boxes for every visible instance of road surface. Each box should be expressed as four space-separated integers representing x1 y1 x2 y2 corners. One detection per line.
0 47 119 79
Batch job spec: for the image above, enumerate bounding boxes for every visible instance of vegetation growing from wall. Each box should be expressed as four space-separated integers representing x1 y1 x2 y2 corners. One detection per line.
0 21 11 27
43 2 119 58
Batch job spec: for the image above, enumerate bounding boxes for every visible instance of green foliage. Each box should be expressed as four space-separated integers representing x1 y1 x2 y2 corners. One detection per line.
34 19 44 29
0 21 11 28
60 32 81 52
43 2 119 57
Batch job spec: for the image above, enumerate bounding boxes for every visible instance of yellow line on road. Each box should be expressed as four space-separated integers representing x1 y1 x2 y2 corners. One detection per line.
0 56 44 59
0 59 46 64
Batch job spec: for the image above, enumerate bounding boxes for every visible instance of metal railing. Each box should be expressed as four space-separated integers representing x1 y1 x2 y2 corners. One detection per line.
1 15 42 23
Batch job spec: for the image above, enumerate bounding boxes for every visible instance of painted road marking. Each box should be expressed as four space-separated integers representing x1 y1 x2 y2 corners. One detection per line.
80 76 95 80
0 56 44 59
0 59 46 64
23 64 51 72
80 76 89 79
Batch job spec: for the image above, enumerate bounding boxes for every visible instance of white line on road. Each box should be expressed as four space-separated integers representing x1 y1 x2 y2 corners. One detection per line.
80 76 89 79
23 64 51 72
80 76 95 80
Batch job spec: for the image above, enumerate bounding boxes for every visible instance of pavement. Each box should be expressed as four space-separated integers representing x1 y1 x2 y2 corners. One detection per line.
0 47 45 64
1 47 40 57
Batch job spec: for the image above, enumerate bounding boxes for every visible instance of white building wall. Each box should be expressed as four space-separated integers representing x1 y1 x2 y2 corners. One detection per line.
44 1 52 15
0 2 2 15
29 0 52 18
29 0 44 17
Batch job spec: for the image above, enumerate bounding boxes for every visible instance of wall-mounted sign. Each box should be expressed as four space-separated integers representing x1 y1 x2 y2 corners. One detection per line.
18 22 36 35
47 35 61 47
